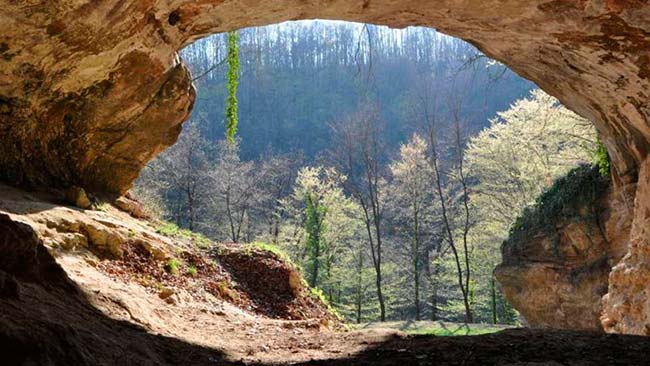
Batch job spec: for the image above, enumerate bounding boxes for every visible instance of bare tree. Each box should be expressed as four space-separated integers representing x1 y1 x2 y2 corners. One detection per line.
138 124 210 230
258 153 302 244
210 140 266 242
330 103 387 321
413 78 474 323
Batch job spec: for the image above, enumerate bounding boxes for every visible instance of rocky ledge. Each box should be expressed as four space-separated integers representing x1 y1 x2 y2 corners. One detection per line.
496 166 632 331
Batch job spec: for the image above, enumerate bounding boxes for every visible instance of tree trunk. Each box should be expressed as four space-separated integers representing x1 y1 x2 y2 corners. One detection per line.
413 202 421 321
356 248 363 324
376 271 385 321
431 279 438 321
491 274 497 324
310 238 320 288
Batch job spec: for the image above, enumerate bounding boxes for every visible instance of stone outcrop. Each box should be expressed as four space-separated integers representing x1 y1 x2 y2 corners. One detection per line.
602 158 650 334
496 166 631 331
1 0 650 333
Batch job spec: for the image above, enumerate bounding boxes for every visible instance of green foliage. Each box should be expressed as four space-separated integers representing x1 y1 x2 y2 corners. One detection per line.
165 258 180 275
155 221 211 248
594 138 611 177
505 165 610 251
187 265 198 277
225 30 240 144
92 201 111 212
305 192 327 287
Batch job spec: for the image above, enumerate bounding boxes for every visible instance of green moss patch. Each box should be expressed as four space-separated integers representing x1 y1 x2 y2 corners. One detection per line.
503 165 610 258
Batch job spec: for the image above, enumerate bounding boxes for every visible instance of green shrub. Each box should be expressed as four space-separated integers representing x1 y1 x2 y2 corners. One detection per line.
594 138 611 177
504 164 610 256
187 265 198 277
165 258 180 275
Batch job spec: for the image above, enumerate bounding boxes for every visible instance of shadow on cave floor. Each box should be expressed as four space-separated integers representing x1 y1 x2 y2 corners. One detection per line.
2 214 650 366
0 184 75 216
0 215 233 366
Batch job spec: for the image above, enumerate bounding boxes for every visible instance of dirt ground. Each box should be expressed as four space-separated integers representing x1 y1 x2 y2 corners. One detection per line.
3 246 650 366
1 188 650 366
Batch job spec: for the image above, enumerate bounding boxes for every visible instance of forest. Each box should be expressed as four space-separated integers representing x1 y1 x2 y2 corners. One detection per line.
134 21 602 324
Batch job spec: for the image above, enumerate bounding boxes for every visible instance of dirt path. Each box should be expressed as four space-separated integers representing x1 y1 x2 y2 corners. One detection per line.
5 252 650 366
4 249 650 366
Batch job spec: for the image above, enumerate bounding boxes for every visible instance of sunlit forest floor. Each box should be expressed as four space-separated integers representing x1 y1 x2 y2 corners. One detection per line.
356 320 513 336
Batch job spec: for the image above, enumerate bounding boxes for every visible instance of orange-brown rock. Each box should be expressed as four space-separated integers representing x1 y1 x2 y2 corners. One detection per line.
0 1 648 195
496 167 632 331
601 158 650 334
1 0 650 333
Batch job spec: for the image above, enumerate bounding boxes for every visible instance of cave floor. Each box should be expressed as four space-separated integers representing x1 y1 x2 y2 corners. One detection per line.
1 184 648 366
3 254 649 366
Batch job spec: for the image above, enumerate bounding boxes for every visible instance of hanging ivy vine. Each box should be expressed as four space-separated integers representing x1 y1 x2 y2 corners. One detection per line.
225 30 240 144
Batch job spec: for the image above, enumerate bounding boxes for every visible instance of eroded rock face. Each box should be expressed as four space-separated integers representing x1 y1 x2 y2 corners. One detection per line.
496 167 632 331
1 0 650 333
602 158 650 334
0 1 649 195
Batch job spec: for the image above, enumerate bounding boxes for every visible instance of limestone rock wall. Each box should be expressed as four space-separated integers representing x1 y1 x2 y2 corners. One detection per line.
1 0 650 333
496 167 632 331
602 159 650 334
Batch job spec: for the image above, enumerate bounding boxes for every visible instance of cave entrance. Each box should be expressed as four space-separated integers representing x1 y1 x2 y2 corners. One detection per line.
2 0 650 342
133 19 606 330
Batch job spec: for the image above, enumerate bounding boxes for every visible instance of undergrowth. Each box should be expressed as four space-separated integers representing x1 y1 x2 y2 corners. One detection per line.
245 241 294 264
156 222 211 248
165 258 180 275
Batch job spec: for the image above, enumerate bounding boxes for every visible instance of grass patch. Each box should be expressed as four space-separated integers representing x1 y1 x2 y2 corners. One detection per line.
155 222 212 248
355 321 509 337
187 265 198 277
165 258 180 275
246 241 285 256
157 222 181 236
245 242 296 265
408 324 503 336
92 201 112 212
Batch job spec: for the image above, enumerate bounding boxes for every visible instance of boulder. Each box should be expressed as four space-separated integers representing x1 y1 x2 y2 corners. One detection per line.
496 166 631 331
65 187 92 209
